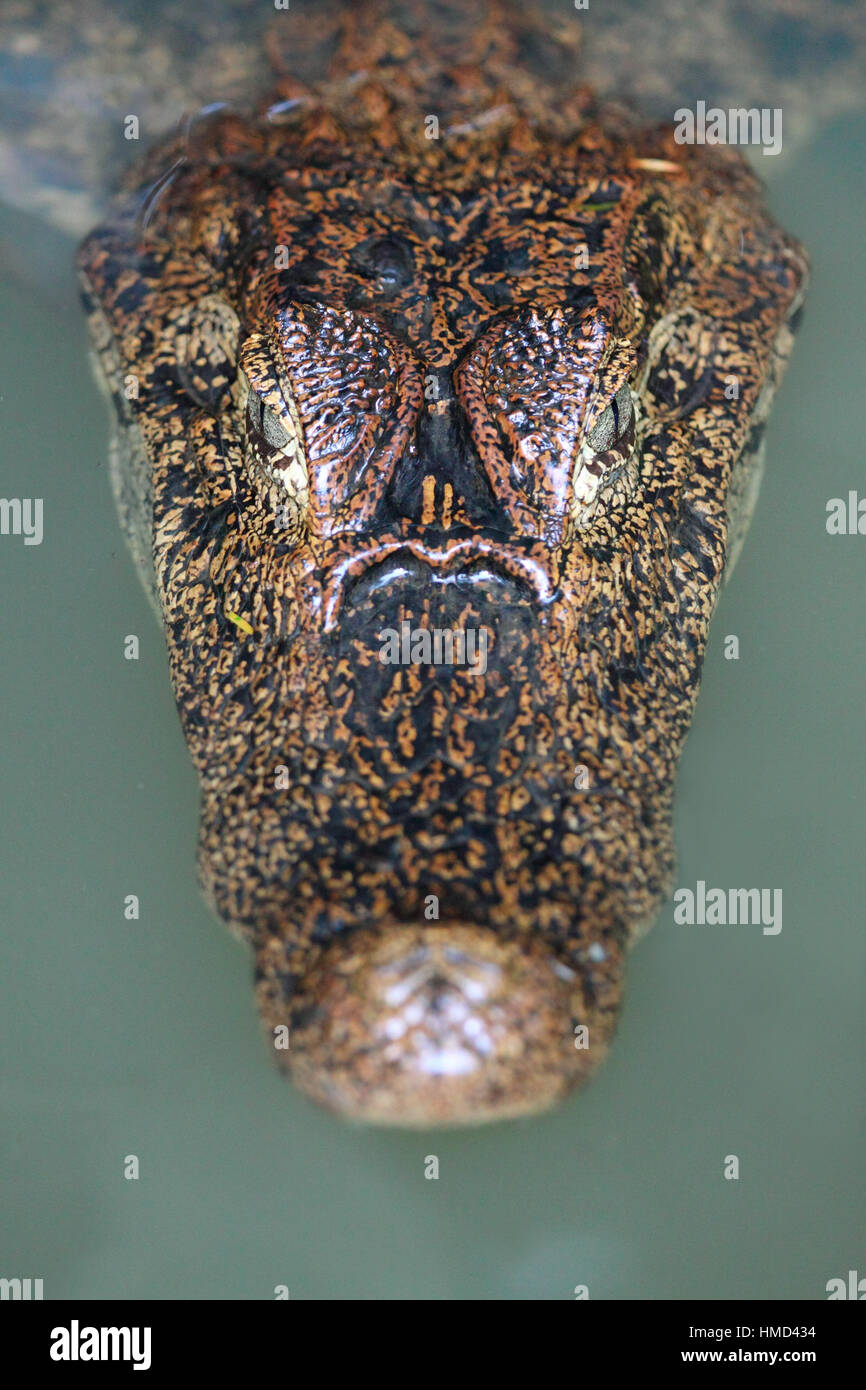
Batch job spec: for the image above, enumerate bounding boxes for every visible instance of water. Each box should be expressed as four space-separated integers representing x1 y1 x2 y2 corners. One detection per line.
0 16 863 1299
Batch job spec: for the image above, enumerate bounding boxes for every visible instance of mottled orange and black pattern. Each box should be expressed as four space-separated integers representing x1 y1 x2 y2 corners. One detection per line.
78 0 807 1125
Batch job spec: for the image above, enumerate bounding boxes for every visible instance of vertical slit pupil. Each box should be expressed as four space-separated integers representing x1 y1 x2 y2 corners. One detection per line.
247 392 263 433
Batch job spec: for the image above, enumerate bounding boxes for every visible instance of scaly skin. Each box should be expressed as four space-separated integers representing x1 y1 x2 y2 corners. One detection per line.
78 1 807 1125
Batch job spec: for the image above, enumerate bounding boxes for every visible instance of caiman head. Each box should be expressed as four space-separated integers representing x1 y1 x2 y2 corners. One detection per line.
78 1 807 1125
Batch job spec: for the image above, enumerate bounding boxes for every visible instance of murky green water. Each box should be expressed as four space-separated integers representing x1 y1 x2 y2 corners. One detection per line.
0 7 863 1300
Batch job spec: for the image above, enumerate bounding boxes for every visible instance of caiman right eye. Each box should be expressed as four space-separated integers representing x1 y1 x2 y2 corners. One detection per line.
584 383 634 452
247 391 292 451
237 364 309 542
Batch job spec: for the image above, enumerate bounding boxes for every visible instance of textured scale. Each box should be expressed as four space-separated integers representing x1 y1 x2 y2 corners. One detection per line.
77 0 808 1125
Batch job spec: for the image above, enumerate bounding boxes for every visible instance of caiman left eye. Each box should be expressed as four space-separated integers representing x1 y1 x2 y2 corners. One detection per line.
239 372 309 541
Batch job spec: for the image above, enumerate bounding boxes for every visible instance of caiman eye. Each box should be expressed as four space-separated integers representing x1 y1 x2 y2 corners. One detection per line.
238 364 309 541
571 382 639 527
584 383 634 452
247 391 291 451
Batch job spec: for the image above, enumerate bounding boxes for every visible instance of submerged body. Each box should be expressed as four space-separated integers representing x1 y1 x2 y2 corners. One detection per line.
78 0 807 1124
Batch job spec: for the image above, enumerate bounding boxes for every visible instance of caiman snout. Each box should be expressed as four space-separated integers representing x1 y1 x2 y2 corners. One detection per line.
257 924 614 1126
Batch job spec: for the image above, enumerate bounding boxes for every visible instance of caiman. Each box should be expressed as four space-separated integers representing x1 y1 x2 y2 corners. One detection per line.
9 0 828 1123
